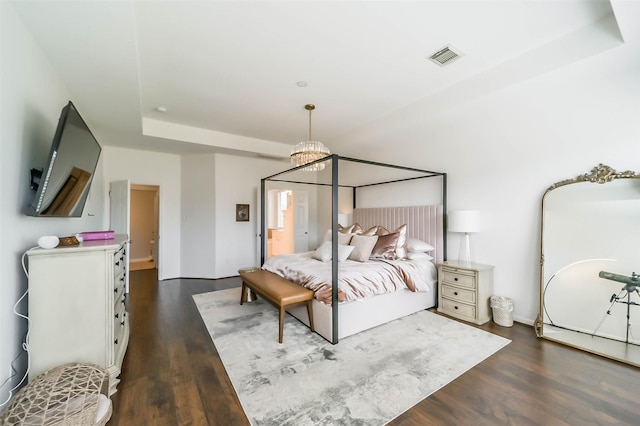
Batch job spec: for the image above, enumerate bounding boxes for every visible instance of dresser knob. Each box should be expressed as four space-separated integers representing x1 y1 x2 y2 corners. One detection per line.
121 321 125 326
454 277 458 281
115 261 120 266
114 288 118 293
454 306 459 310
115 313 119 319
454 292 458 296
114 338 118 345
120 276 125 282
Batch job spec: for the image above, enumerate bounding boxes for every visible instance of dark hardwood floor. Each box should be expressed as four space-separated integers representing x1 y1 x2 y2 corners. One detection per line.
110 269 640 425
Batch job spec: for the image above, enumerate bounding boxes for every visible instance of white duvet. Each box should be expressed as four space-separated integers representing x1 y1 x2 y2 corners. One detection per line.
262 252 437 304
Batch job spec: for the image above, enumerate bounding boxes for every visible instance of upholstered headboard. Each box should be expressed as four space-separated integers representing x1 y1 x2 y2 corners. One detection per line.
352 205 444 263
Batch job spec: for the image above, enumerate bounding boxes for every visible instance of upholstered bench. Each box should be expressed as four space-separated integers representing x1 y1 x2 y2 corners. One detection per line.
239 270 315 343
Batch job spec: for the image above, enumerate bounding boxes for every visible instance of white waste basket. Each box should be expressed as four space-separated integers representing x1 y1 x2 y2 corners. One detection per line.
490 296 514 327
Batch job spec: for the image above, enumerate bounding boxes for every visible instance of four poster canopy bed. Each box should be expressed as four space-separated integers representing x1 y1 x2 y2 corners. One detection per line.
260 154 447 344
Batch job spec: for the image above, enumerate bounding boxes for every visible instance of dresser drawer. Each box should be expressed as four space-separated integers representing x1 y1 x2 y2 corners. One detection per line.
114 246 126 276
441 284 476 304
441 268 476 289
113 273 126 305
113 300 126 346
441 298 476 320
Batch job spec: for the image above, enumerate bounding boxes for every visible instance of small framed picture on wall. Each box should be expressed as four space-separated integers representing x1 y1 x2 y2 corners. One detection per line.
236 204 250 222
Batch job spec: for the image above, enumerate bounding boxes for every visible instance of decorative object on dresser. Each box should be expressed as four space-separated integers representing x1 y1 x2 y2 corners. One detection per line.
36 235 59 249
26 235 130 395
448 210 481 265
81 230 116 241
437 261 494 325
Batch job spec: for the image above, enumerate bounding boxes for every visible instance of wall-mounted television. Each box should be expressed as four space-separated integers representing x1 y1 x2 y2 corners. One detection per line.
26 101 102 217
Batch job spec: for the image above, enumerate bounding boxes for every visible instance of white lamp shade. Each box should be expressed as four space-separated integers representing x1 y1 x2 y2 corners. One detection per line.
448 210 481 233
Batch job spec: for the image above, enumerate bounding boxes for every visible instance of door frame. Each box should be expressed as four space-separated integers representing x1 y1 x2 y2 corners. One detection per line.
130 184 160 275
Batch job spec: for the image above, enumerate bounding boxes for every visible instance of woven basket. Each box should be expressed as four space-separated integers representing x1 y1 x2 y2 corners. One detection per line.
0 363 111 426
490 296 514 327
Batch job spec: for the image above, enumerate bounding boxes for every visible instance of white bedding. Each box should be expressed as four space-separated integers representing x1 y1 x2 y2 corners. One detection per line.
262 252 437 304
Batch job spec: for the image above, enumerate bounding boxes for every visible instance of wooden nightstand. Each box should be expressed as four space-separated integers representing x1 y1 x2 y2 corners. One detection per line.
437 261 494 325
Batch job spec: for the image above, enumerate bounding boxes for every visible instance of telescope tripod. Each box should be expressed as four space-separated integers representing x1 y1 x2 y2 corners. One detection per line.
592 280 640 345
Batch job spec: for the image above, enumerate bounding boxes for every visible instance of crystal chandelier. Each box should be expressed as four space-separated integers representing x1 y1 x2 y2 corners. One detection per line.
290 104 330 171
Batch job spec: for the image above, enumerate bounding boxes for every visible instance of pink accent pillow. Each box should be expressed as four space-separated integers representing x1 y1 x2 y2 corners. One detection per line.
370 232 400 259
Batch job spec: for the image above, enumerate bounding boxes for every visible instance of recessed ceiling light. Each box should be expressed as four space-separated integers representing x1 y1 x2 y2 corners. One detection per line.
296 81 308 87
155 106 168 113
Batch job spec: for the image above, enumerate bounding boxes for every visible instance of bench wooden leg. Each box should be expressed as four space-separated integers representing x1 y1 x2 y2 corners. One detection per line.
240 283 247 305
279 307 285 344
306 301 315 332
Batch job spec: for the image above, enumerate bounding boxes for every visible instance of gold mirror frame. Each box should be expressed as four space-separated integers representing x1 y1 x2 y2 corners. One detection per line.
535 164 640 365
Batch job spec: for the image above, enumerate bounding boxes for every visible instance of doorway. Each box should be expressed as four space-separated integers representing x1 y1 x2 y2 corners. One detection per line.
130 184 159 272
266 189 308 257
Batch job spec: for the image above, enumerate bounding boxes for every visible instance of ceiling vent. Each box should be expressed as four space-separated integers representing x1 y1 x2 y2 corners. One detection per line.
429 44 464 66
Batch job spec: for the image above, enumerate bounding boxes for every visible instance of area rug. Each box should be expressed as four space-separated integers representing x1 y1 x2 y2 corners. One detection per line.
193 288 510 425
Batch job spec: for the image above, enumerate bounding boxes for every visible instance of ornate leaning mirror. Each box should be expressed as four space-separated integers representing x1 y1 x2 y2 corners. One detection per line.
535 164 640 367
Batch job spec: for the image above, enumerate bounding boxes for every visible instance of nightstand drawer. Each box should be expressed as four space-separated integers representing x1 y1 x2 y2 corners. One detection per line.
441 269 476 289
441 284 475 304
441 298 476 320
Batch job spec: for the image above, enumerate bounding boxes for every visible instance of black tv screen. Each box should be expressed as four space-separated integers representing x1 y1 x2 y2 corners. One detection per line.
26 101 102 217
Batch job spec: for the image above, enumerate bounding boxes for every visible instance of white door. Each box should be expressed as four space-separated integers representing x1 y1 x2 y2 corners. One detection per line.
293 191 309 252
110 180 131 292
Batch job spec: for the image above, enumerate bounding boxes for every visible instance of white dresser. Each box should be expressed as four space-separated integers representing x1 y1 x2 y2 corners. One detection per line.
27 235 130 395
437 261 494 325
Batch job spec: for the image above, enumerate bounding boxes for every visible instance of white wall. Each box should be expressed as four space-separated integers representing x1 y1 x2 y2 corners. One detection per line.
213 154 288 277
334 42 640 325
181 154 216 278
0 2 104 403
101 146 181 279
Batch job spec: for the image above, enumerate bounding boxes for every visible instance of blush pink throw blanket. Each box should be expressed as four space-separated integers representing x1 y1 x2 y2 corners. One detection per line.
262 252 436 304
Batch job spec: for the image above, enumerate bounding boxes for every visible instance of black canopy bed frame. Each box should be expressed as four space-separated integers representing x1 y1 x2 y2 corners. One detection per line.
260 154 447 344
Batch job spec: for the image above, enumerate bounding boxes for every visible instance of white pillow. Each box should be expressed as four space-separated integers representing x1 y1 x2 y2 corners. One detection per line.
313 242 354 262
406 237 435 253
337 244 355 262
322 230 354 245
348 234 378 262
406 251 434 261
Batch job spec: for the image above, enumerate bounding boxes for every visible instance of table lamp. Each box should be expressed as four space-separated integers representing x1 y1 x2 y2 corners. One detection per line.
448 210 481 265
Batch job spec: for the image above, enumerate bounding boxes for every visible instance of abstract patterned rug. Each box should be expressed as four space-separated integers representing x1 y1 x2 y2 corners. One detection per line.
193 288 510 425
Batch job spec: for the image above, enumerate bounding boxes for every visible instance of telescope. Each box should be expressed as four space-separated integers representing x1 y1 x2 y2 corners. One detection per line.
599 271 640 292
594 270 640 343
